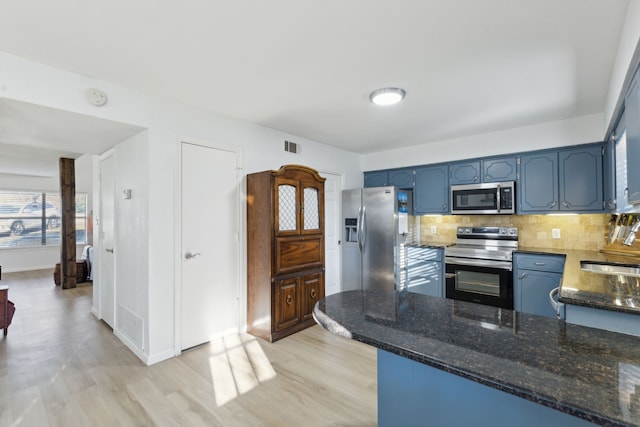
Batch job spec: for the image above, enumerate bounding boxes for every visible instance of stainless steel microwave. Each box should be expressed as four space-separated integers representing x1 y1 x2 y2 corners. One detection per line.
450 181 515 214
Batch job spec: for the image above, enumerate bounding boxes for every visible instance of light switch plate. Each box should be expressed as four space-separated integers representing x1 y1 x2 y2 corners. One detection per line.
430 225 437 234
552 228 561 239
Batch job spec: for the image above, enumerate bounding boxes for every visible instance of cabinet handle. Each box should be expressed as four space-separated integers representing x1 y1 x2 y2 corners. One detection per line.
310 289 317 299
286 294 293 305
442 204 447 210
473 176 478 182
534 262 545 266
518 273 528 280
561 201 570 208
550 201 557 208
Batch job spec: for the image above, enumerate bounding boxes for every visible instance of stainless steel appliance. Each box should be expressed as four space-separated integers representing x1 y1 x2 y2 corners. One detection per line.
450 181 515 214
445 226 518 309
342 187 413 292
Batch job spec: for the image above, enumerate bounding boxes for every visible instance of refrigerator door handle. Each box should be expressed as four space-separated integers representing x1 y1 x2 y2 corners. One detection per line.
359 206 366 252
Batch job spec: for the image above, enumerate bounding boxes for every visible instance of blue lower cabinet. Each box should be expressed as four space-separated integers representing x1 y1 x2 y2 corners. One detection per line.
378 349 597 427
566 305 640 337
513 253 566 318
406 247 444 297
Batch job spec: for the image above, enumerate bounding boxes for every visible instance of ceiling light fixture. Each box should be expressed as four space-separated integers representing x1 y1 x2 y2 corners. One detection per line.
369 87 406 106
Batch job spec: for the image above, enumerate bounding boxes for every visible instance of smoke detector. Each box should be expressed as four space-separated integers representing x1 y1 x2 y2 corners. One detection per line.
85 88 108 107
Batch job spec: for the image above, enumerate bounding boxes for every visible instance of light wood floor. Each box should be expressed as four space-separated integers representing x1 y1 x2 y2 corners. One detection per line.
0 269 377 426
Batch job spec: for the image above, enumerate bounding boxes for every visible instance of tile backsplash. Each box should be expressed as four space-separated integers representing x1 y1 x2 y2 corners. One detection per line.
418 214 610 251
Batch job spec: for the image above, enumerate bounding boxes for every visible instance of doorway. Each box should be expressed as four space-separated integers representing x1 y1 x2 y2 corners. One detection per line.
179 141 240 350
320 171 342 295
99 152 115 327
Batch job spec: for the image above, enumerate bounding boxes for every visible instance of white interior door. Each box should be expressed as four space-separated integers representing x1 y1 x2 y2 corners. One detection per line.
99 154 115 327
321 172 342 295
181 142 239 350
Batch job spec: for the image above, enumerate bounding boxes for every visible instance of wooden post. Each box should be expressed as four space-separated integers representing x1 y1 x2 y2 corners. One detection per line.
59 158 77 289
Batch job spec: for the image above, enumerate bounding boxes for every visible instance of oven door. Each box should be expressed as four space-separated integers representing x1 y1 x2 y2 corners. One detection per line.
445 258 513 309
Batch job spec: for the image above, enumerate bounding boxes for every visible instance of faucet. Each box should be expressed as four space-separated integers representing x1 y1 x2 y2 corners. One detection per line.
624 221 640 246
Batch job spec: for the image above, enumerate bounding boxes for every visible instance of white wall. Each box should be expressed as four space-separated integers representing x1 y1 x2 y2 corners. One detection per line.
0 154 93 272
0 51 362 364
362 113 605 171
113 131 150 357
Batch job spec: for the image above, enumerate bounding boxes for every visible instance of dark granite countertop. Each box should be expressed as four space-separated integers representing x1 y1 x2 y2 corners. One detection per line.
314 290 640 427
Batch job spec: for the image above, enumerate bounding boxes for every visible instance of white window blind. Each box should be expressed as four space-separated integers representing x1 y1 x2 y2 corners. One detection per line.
0 191 88 248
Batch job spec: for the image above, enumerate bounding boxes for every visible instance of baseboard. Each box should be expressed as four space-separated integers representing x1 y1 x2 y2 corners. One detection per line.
146 349 176 366
114 328 149 365
2 265 55 273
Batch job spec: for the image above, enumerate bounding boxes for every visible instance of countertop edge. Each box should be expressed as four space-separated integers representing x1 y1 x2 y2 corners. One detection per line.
559 295 640 315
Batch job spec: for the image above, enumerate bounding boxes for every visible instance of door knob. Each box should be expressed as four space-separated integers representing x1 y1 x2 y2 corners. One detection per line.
184 251 202 260
106 248 114 253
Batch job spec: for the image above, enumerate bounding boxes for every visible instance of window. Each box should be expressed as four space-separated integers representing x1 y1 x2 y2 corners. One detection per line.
0 191 88 248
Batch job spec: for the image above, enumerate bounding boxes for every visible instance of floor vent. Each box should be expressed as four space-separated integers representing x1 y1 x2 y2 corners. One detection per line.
284 140 299 154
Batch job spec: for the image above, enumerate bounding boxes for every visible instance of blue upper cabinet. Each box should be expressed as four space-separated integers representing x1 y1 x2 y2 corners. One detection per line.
483 157 517 182
364 171 387 188
450 161 480 185
520 144 604 213
414 165 449 214
519 152 559 213
558 145 603 211
451 157 516 185
388 168 414 189
625 69 640 204
603 140 616 211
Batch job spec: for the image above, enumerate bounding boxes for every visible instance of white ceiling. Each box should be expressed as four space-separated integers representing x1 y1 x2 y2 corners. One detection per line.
0 0 631 175
0 98 144 177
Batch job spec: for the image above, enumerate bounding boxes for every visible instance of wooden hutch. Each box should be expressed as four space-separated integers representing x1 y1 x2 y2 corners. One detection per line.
246 165 325 342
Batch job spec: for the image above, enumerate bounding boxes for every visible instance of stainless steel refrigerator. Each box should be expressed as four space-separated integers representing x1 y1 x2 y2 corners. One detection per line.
341 187 413 292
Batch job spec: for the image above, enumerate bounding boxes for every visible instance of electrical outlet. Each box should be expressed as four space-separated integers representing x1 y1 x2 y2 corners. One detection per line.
552 228 561 239
430 225 437 234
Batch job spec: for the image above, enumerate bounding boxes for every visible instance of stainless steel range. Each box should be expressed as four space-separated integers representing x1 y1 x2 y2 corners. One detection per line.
444 226 518 309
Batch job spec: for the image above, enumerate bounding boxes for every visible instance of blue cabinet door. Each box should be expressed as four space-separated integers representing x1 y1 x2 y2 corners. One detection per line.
483 157 517 182
450 161 480 185
559 145 603 211
515 270 562 318
519 152 559 213
626 70 640 204
603 140 616 211
387 168 414 189
407 247 444 298
364 171 387 188
414 165 449 214
514 253 565 319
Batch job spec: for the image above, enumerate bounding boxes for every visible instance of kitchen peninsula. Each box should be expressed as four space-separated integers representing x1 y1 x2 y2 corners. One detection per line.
314 290 640 427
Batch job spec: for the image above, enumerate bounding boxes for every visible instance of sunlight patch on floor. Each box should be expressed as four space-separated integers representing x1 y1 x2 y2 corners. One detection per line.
208 334 276 407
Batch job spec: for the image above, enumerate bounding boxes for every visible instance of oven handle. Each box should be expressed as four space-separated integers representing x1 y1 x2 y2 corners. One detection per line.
445 257 513 271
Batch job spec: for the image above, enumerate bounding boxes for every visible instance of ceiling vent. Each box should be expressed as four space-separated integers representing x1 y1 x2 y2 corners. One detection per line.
284 140 299 154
